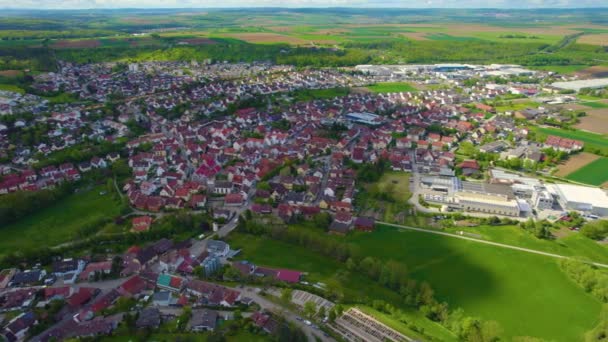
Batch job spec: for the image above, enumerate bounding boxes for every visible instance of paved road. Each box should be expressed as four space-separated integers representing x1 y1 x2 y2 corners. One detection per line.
379 221 608 268
236 287 334 342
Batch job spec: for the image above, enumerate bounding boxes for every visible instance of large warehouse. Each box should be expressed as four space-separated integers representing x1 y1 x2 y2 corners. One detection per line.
551 78 608 91
549 184 608 217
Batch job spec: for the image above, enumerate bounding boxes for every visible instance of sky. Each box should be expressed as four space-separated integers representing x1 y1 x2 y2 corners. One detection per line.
1 0 607 9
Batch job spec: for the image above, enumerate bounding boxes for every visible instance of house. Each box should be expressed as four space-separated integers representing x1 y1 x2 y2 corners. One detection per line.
136 307 161 329
156 274 184 293
53 259 86 284
251 311 280 334
207 240 230 257
79 261 112 281
10 270 46 287
458 160 480 176
152 291 175 307
224 193 244 207
131 216 153 233
118 276 148 298
354 217 375 232
1 312 36 342
276 270 302 283
189 309 218 332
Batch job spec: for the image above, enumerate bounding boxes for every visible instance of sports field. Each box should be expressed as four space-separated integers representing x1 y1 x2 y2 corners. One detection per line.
565 157 608 186
0 186 122 258
366 82 417 93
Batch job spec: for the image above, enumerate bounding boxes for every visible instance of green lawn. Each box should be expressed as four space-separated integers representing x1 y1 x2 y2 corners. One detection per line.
345 225 603 341
444 224 608 264
533 126 608 155
291 87 350 102
228 233 456 341
0 186 122 257
0 84 25 94
580 101 608 109
566 157 608 186
367 82 417 93
528 65 589 74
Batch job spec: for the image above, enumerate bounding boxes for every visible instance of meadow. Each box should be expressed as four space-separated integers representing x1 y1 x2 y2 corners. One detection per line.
565 157 608 186
366 82 418 93
230 223 604 341
0 186 122 258
580 101 608 109
346 225 602 341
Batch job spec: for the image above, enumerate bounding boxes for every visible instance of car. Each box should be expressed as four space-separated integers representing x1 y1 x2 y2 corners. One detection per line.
304 320 312 326
296 317 303 321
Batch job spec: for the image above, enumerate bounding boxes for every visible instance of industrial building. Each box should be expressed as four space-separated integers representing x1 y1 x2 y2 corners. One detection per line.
549 184 608 217
551 78 608 91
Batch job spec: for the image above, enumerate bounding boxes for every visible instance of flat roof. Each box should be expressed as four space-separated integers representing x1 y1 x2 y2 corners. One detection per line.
551 78 608 91
550 184 608 209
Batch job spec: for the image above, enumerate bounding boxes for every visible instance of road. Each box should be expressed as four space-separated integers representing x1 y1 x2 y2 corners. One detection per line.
236 287 334 342
378 221 608 268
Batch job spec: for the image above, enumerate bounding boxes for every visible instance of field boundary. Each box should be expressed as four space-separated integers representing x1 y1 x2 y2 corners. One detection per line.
378 221 608 268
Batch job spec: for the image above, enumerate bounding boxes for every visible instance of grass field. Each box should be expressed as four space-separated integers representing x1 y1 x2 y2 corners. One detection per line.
366 82 417 93
0 84 25 94
346 225 602 341
227 233 458 342
580 101 608 109
358 171 412 223
443 224 608 264
231 224 603 340
534 126 608 155
566 157 608 186
0 186 122 257
555 152 600 177
291 87 350 102
528 64 589 74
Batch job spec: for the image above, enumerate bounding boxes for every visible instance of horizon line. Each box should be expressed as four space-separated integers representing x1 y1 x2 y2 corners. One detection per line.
2 6 608 10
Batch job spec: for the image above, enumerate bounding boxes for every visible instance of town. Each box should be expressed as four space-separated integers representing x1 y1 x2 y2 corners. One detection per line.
2 55 608 341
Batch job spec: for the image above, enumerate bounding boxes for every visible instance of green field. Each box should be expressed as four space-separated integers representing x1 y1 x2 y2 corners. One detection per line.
580 101 608 109
444 224 608 264
366 82 418 93
231 225 603 340
0 84 25 94
0 186 122 257
534 126 608 154
228 232 458 341
566 157 608 186
291 87 350 102
528 64 589 74
346 225 603 341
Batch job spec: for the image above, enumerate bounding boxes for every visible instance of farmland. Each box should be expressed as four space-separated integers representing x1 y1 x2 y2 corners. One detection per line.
576 108 608 134
565 157 608 186
555 152 600 177
0 186 122 258
366 82 418 93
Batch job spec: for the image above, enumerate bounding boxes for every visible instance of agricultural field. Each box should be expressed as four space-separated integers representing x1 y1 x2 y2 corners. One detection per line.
565 157 608 186
291 87 350 102
555 152 600 177
580 101 608 109
575 65 608 78
534 126 608 155
346 225 603 341
528 64 589 74
0 186 122 258
366 82 417 93
576 108 608 134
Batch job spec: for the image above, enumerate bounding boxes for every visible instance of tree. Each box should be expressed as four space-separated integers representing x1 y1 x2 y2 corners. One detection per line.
581 220 608 240
317 306 326 319
281 288 293 303
303 301 317 319
328 308 337 323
